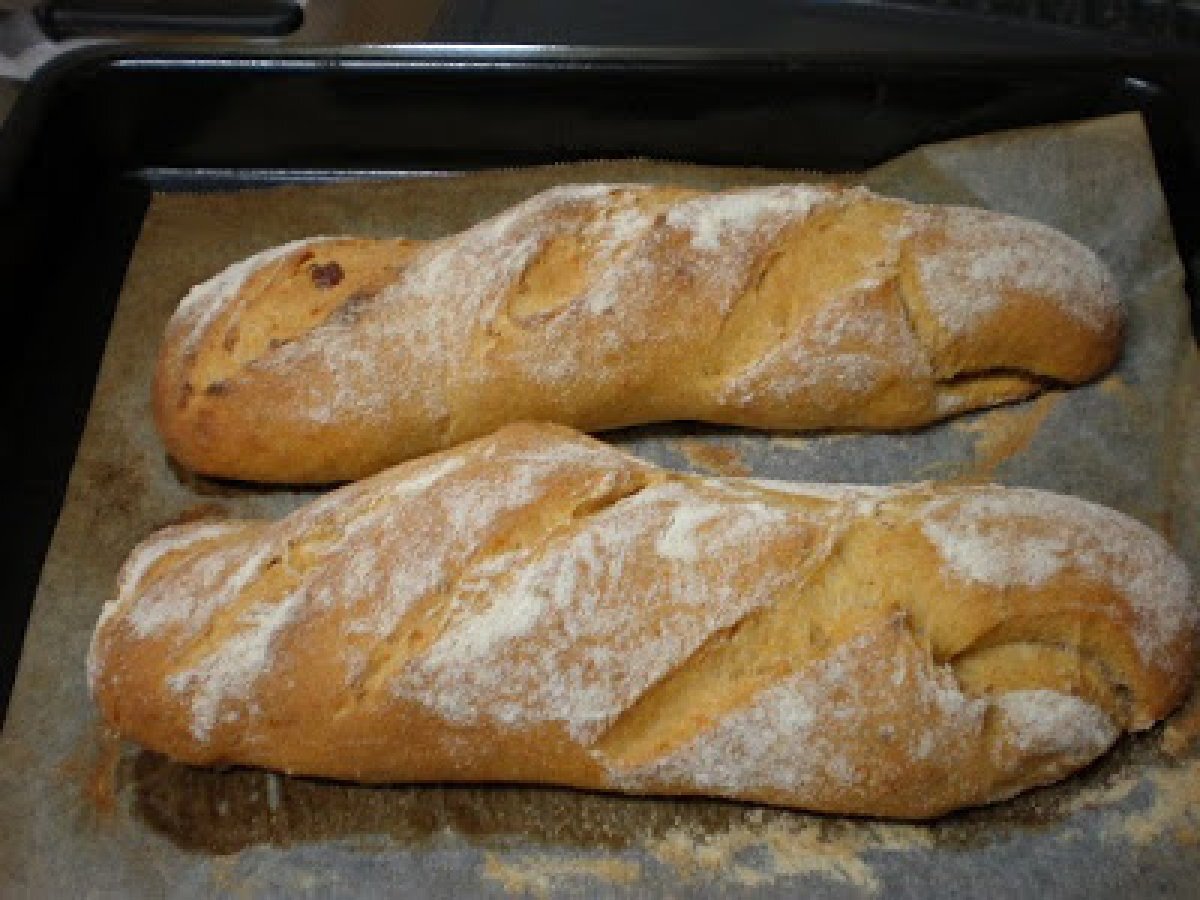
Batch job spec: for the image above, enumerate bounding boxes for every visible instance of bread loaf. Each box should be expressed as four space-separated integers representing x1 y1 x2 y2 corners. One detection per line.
89 423 1195 818
154 183 1122 483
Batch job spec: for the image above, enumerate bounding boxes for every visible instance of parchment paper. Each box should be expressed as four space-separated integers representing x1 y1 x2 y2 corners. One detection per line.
2 112 1198 898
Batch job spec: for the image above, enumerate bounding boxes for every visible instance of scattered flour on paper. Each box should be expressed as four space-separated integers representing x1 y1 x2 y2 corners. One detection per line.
481 852 642 898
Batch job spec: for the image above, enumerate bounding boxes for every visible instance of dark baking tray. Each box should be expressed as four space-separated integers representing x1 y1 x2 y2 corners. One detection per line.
1 43 1199 723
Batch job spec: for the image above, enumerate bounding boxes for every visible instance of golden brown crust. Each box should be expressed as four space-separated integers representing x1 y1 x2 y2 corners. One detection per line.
89 424 1195 819
153 184 1122 483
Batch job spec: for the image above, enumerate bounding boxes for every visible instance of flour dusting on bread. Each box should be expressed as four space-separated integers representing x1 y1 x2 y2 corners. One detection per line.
174 237 337 353
721 286 930 407
665 184 836 252
618 627 990 795
919 488 1196 664
410 479 819 740
166 586 309 741
915 207 1118 336
995 690 1117 757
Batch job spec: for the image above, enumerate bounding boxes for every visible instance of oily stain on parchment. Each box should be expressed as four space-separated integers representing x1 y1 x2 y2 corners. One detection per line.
57 723 124 823
113 728 1166 858
127 752 779 855
673 438 753 477
951 391 1063 480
